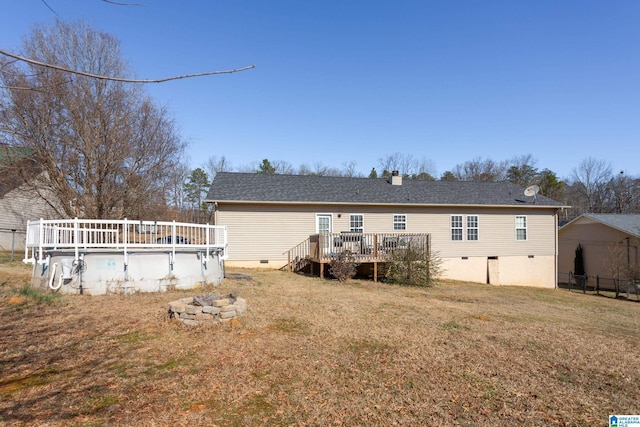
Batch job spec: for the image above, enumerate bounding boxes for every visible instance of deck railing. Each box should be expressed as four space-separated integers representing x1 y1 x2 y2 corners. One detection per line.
24 218 227 264
310 232 430 262
284 236 312 272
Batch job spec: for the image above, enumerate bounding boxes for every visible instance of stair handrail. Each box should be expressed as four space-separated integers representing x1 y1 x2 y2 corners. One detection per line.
283 236 311 271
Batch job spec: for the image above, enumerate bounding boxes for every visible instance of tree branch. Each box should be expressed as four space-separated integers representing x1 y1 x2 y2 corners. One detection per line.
0 81 72 92
40 0 59 16
0 48 255 83
101 0 147 6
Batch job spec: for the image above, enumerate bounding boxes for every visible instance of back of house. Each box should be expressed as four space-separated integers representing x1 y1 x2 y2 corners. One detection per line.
206 172 567 288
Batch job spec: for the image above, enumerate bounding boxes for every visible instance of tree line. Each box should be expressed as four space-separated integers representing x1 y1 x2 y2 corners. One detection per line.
1 20 637 224
187 153 639 222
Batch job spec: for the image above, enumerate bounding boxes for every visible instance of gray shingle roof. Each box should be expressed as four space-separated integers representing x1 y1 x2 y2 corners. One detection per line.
581 214 640 237
206 172 565 208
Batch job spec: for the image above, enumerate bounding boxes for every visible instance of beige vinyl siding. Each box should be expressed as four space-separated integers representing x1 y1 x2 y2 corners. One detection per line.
217 204 324 266
217 202 559 287
423 209 557 258
217 203 558 264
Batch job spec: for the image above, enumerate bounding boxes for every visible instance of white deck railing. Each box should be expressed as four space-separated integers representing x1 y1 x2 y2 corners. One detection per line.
24 218 227 264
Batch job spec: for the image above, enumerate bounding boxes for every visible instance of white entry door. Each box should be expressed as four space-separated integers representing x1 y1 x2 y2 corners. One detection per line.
316 214 333 256
316 214 332 234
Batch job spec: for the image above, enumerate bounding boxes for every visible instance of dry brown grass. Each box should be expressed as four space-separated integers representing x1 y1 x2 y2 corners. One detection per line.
1 262 639 426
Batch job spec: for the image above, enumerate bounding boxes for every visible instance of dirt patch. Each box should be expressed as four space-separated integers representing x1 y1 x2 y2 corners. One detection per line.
1 265 639 425
225 273 253 281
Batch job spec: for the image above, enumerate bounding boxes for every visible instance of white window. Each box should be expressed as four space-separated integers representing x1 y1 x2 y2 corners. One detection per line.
451 215 463 241
467 215 479 241
349 214 363 233
516 215 527 240
393 214 407 231
452 214 479 241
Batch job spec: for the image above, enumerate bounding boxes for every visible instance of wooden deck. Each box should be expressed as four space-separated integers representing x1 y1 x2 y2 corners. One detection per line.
284 232 430 281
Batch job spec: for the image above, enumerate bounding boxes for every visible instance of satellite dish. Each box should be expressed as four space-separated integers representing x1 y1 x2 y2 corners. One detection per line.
524 185 540 202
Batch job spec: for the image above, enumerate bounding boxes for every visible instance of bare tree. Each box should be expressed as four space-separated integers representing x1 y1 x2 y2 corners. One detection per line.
166 162 190 217
340 161 360 177
569 157 613 213
606 238 639 298
413 157 437 180
298 162 330 176
452 157 507 182
605 171 639 214
377 152 432 177
0 20 186 219
204 155 232 181
272 159 295 175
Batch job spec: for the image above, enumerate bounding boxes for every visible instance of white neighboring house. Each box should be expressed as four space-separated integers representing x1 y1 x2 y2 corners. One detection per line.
0 145 58 252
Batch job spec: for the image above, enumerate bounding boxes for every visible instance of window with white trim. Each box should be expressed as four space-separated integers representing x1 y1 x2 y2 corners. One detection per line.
451 215 463 241
393 214 407 231
349 214 363 233
467 215 479 241
451 214 480 241
515 215 527 240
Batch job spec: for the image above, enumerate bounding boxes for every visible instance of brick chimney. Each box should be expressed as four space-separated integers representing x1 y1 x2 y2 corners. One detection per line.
390 170 402 186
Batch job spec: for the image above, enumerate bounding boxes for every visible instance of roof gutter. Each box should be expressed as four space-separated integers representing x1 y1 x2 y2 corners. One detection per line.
204 199 571 210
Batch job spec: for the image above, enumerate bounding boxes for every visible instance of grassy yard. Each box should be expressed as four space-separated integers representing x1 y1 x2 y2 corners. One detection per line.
1 261 639 426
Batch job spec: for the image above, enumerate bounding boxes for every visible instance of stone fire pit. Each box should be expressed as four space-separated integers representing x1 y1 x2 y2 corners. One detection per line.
168 293 247 326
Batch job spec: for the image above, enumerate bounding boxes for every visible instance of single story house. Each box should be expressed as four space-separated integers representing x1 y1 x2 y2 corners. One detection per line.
205 172 567 288
558 213 640 285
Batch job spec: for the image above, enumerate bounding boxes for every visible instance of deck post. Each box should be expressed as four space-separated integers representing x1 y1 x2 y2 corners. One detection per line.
373 235 378 282
373 234 378 258
38 218 44 263
320 262 324 279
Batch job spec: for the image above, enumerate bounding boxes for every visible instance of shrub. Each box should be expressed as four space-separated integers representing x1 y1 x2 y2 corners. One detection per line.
385 242 442 287
328 251 359 282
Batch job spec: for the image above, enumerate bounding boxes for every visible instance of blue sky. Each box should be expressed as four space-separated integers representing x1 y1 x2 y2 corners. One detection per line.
2 1 639 179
